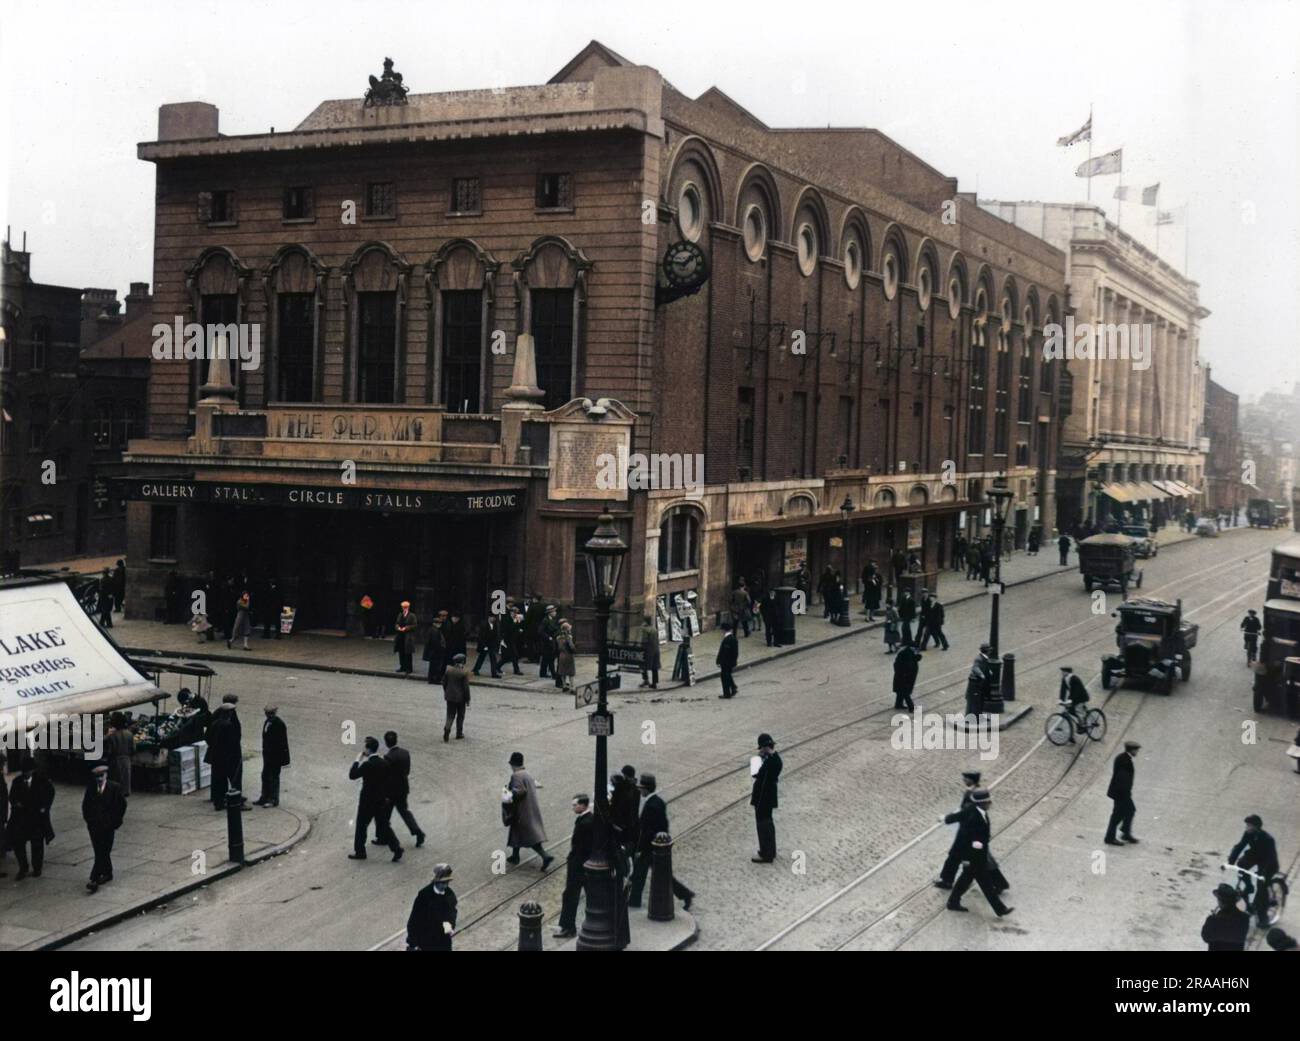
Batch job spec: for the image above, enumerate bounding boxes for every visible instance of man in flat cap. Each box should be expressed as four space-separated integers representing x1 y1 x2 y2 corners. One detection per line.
442 653 471 742
82 763 127 892
751 734 782 863
406 863 457 951
1201 883 1250 951
1227 814 1280 928
1104 740 1142 846
945 788 1013 917
553 794 594 939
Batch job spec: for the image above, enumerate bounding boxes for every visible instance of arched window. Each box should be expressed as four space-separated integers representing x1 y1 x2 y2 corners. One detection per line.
658 507 701 574
264 246 327 403
514 238 590 411
342 243 411 404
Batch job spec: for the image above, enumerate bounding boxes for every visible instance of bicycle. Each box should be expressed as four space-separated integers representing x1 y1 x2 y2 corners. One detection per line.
1221 862 1290 927
1045 701 1106 745
1244 636 1258 667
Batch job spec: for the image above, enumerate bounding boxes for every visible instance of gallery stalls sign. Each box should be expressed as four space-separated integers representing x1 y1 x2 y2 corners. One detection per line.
117 478 525 516
0 580 155 716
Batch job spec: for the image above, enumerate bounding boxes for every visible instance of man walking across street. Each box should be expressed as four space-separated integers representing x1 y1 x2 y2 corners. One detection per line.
627 773 693 910
717 622 739 698
383 731 426 847
935 770 982 890
82 763 126 893
1104 740 1142 846
892 642 921 712
505 752 553 869
442 653 471 742
918 594 950 650
945 788 1013 917
348 737 402 862
1241 609 1262 665
1227 814 1280 928
552 794 594 939
254 705 289 807
751 733 782 863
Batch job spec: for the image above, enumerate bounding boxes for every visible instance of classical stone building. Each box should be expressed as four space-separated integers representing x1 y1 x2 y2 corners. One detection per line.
124 42 1066 639
0 235 150 571
980 201 1209 530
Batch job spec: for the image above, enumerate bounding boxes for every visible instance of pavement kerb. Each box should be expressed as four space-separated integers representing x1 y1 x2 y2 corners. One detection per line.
33 807 312 952
119 527 1228 695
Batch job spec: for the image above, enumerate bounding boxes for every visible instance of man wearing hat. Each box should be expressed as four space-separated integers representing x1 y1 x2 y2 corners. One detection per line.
7 757 54 880
716 621 739 699
627 773 693 910
965 644 994 717
751 734 782 863
1104 740 1142 846
1058 667 1091 740
406 864 457 951
935 770 983 890
1227 814 1280 928
254 706 290 808
538 605 560 679
1200 884 1250 951
442 653 471 742
1266 927 1298 951
505 752 552 870
1240 609 1262 665
945 788 1013 917
553 794 595 939
205 699 249 812
393 600 418 675
609 764 641 857
348 737 403 862
383 731 426 847
892 640 922 712
82 762 127 892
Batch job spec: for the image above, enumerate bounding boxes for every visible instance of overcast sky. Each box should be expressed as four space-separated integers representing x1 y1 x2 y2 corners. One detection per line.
2 0 1295 400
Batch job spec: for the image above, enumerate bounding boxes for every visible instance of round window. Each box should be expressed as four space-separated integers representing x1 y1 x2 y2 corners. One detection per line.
743 205 767 262
678 183 703 242
844 238 862 289
882 252 899 300
797 223 818 276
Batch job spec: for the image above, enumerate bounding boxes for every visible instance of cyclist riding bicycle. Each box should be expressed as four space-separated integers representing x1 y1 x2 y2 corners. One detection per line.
1058 666 1090 742
1241 609 1262 664
1227 813 1280 928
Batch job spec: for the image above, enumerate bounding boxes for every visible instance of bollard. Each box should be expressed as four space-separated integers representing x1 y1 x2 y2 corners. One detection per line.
1000 653 1016 702
517 900 544 951
648 831 675 923
225 788 245 864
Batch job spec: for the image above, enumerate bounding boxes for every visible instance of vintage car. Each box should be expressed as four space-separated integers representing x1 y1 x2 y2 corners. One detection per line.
1195 516 1220 537
1247 498 1277 529
1078 533 1143 595
1101 597 1198 694
1121 524 1158 558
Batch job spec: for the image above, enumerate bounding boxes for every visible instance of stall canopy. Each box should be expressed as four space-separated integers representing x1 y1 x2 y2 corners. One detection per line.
1101 482 1144 504
0 578 155 717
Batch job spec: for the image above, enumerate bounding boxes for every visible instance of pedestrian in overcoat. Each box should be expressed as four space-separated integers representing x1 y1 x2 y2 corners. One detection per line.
393 600 417 674
554 621 576 692
505 752 552 868
893 644 921 712
442 654 471 742
639 617 661 688
1104 740 1141 845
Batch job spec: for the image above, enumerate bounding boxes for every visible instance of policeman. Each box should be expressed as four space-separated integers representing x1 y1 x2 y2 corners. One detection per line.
1227 814 1280 928
1240 610 1262 665
405 864 457 951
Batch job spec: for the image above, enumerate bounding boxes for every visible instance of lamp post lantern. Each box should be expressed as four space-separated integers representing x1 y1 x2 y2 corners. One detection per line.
577 506 628 951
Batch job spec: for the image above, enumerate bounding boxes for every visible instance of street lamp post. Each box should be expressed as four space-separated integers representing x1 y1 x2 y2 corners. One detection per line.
840 495 854 612
985 476 1015 705
577 507 628 952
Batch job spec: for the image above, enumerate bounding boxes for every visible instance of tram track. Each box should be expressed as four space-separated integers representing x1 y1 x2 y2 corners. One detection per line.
366 540 1275 950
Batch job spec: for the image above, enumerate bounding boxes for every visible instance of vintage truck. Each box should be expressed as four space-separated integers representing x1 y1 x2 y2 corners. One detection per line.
1078 533 1143 595
1101 596 1198 694
1251 537 1300 717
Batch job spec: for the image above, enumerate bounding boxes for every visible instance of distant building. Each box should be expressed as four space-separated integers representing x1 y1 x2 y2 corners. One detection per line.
979 200 1210 531
0 233 150 571
1202 373 1242 516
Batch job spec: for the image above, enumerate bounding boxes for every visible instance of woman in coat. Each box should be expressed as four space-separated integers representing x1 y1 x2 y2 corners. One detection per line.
228 592 252 650
105 713 133 797
863 571 882 621
639 616 661 688
505 752 552 868
883 599 900 653
555 621 577 692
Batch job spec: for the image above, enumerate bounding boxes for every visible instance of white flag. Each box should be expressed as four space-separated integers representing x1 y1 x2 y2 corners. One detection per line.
1057 116 1092 147
1076 149 1122 177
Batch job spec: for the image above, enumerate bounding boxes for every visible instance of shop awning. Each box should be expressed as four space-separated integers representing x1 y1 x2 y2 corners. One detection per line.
0 579 156 719
1134 481 1170 501
1101 482 1144 504
730 499 976 535
1151 480 1180 496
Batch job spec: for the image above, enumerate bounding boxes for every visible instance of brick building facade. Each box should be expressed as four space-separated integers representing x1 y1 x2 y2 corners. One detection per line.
1202 373 1242 515
123 42 1066 640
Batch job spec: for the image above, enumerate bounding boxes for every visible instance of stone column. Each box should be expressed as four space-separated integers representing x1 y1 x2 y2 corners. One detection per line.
1096 289 1114 437
1123 301 1142 441
1174 328 1188 447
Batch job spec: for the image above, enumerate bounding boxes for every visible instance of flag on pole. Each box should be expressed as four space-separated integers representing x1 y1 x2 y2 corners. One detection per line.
1057 116 1092 147
1076 149 1122 177
1141 183 1160 206
1114 185 1133 201
1156 209 1178 225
